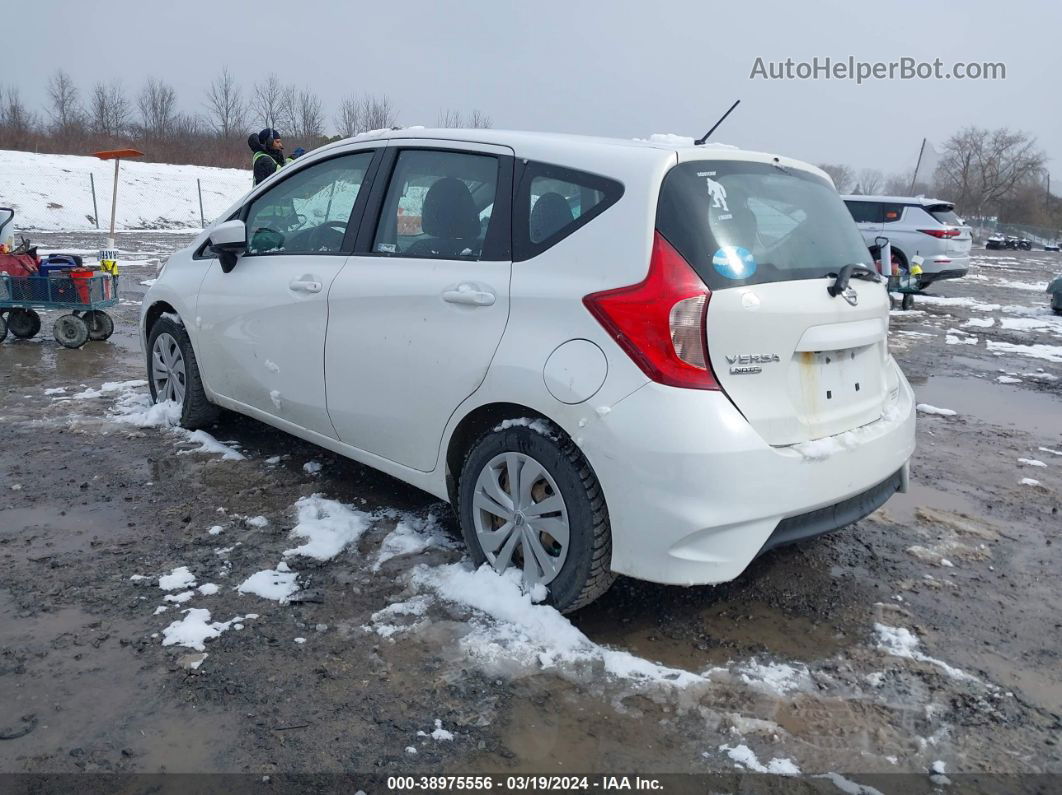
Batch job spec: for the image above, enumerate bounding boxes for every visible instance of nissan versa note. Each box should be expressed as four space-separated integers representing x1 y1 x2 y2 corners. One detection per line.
140 129 916 612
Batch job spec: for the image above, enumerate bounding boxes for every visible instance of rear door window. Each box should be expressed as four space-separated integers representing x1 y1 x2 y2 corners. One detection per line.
514 162 623 261
372 149 500 260
656 161 873 290
845 201 882 224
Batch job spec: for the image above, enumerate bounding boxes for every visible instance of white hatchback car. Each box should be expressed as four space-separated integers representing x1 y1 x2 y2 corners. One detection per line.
842 195 972 287
141 129 916 611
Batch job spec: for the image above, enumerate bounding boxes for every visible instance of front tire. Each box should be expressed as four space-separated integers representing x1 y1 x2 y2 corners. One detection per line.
457 421 615 613
147 316 219 429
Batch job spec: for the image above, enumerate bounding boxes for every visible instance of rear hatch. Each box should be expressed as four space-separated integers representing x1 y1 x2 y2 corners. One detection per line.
926 202 972 256
658 156 892 446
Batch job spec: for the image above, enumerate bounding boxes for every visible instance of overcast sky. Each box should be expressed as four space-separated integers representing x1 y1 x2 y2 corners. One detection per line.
10 0 1062 183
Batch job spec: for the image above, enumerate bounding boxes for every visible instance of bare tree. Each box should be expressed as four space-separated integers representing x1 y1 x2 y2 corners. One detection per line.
0 85 37 147
855 168 884 195
467 109 492 129
817 163 854 194
296 89 324 139
437 108 463 128
89 80 130 138
252 73 283 131
204 67 245 138
935 126 1047 220
360 94 397 131
437 108 492 129
46 69 83 135
138 77 178 139
335 94 362 137
277 83 299 137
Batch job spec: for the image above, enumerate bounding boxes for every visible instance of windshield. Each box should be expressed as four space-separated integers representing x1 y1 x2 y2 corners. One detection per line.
927 204 961 225
656 161 873 290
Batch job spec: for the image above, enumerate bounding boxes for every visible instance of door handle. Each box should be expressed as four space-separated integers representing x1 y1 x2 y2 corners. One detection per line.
442 286 496 306
289 278 322 293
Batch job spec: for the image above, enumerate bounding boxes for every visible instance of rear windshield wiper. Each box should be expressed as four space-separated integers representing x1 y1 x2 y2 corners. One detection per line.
827 263 880 297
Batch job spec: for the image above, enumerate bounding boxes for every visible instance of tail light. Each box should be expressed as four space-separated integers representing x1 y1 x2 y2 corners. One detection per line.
583 231 719 390
918 228 961 238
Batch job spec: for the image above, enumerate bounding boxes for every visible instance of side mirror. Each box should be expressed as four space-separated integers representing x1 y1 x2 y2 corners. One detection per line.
208 220 247 273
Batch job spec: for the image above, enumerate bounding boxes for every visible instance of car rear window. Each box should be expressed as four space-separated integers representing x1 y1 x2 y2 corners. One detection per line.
656 161 873 290
845 200 882 224
926 204 960 225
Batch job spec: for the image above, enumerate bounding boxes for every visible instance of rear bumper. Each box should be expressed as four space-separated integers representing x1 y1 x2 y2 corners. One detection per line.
580 360 916 586
755 466 905 557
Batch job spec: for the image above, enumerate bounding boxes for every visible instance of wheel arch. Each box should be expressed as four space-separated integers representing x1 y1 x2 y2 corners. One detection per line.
143 300 178 346
444 401 551 505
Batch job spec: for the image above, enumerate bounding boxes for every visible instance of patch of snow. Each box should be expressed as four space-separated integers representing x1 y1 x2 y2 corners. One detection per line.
161 608 253 651
72 379 149 400
813 772 885 795
916 403 957 416
164 590 195 604
996 375 1022 384
417 719 454 741
718 744 800 775
129 574 148 582
179 430 245 461
373 512 454 571
411 562 705 687
293 637 306 644
158 566 196 591
153 606 168 615
735 660 812 695
265 455 281 465
1018 458 1046 467
961 317 995 328
208 525 224 536
44 387 67 395
986 340 1062 363
283 494 372 561
303 460 322 474
198 583 219 595
245 515 269 528
494 417 555 437
874 623 978 682
237 565 299 603
1020 478 1041 486
1039 447 1062 457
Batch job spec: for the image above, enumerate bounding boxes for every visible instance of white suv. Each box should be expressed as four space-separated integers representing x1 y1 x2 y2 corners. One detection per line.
141 129 916 611
842 195 972 287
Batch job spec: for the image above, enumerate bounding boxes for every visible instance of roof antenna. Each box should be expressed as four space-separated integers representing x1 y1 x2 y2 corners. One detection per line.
695 99 740 146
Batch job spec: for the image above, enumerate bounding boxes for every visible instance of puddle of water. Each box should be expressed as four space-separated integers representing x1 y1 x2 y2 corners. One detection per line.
884 482 981 525
574 593 847 670
914 375 1062 437
0 588 236 772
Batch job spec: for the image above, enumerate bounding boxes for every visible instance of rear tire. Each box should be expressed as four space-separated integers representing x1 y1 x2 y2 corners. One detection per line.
83 310 114 341
53 314 89 348
0 314 7 343
7 308 41 339
147 315 219 429
457 421 615 613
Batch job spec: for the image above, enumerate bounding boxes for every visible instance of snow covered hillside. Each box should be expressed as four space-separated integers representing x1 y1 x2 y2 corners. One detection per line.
1 149 251 232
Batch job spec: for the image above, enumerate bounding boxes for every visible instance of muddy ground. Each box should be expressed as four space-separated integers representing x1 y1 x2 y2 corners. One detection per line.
1 235 1060 789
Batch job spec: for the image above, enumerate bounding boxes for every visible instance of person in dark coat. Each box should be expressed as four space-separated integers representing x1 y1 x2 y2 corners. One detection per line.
248 128 285 186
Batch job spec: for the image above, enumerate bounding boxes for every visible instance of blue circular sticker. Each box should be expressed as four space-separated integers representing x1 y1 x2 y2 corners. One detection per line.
712 246 757 280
